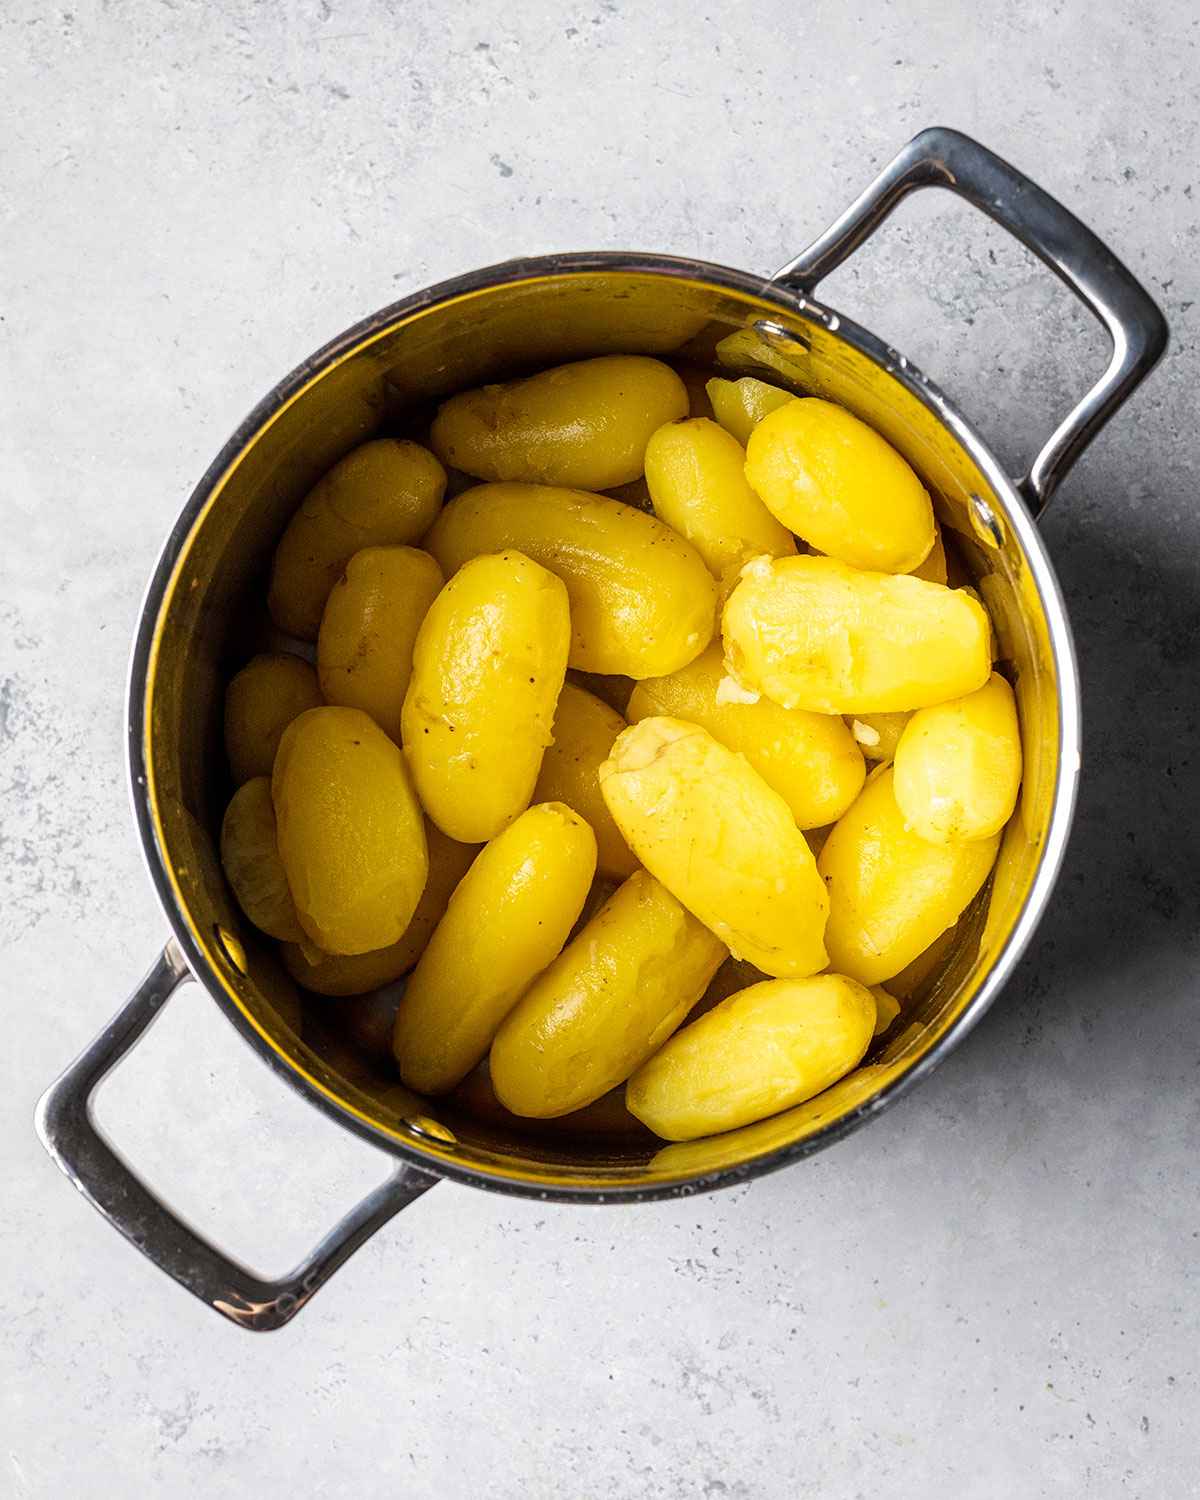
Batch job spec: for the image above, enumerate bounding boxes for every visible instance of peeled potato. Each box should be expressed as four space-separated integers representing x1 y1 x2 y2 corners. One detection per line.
533 683 637 879
219 777 302 941
846 711 912 764
224 653 323 785
705 376 793 447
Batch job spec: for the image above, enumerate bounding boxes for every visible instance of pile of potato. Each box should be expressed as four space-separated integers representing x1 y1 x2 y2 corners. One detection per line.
220 354 1021 1144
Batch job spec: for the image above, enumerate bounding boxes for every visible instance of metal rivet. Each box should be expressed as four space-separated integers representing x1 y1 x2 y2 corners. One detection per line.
752 318 811 352
968 493 1005 550
213 923 249 975
405 1114 457 1145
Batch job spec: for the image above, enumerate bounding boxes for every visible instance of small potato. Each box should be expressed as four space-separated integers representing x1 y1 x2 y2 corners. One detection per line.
745 398 934 572
847 711 912 764
893 672 1022 843
626 974 876 1141
402 551 570 842
490 871 726 1118
281 823 477 995
705 376 793 447
269 439 446 639
393 803 597 1094
627 642 864 829
818 767 1000 985
430 355 688 490
219 777 303 941
273 706 428 955
224 653 322 785
723 555 991 714
869 985 902 1036
425 483 717 678
316 546 443 741
600 717 828 977
644 417 796 588
534 684 637 879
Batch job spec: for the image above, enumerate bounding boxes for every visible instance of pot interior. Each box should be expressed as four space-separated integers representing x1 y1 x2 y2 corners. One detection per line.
139 259 1071 1195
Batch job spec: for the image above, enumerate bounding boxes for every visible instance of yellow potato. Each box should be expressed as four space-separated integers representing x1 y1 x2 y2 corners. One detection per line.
566 668 635 715
705 376 793 447
452 1066 647 1139
846 711 912 764
425 483 717 678
429 355 688 489
600 717 828 977
626 974 876 1141
533 683 638 879
273 706 428 955
316 546 443 741
224 653 322 785
745 398 934 572
490 871 726 1118
401 551 570 842
723 555 991 714
627 642 864 829
644 417 796 588
281 823 477 995
219 777 303 941
818 767 1000 984
893 672 1022 843
269 439 446 639
869 985 902 1036
393 803 597 1094
909 522 948 584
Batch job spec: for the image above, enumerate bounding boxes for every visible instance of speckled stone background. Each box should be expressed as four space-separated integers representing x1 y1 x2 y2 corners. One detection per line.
4 1 1198 1495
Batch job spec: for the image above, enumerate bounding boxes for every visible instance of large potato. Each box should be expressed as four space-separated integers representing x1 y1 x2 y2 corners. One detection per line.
219 777 303 941
489 871 726 1119
316 546 443 741
425 483 717 678
626 642 864 830
224 653 322 785
599 716 828 978
893 672 1022 842
626 973 876 1140
402 551 570 842
269 439 446 639
393 803 596 1094
818 767 1000 984
745 397 934 572
723 555 991 714
430 355 688 489
533 683 638 879
705 376 793 447
272 706 428 955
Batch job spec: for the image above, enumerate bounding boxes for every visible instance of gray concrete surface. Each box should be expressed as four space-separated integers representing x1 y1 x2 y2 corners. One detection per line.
3 1 1198 1495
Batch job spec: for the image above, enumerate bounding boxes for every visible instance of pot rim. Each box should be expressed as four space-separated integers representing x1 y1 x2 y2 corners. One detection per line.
126 250 1081 1203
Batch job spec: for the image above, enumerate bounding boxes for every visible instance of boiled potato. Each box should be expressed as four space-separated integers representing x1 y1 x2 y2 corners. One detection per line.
723 555 991 714
600 717 828 977
429 355 687 489
533 683 637 879
818 767 999 985
453 1066 647 1138
644 417 796 588
393 803 596 1094
847 711 912 764
269 439 446 639
281 823 477 995
909 523 948 585
316 546 443 741
425 483 717 678
402 551 570 842
706 376 793 447
745 398 934 572
627 642 864 829
869 986 902 1036
219 777 303 941
490 871 726 1118
273 706 428 954
224 653 322 785
626 974 876 1141
893 672 1022 843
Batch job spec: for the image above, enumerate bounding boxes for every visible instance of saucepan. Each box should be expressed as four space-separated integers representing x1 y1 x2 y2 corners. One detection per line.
36 128 1167 1330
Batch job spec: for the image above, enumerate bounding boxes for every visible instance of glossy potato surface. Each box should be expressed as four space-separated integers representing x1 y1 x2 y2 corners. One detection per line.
745 398 934 572
219 777 303 941
533 683 637 879
723 555 991 714
393 803 596 1094
402 551 570 842
600 717 828 977
430 355 688 489
425 483 717 677
705 376 793 447
489 871 726 1118
273 706 428 955
269 439 446 639
626 974 876 1141
224 653 322 785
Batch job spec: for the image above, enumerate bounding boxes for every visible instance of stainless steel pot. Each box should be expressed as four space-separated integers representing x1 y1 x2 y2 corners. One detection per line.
36 128 1166 1331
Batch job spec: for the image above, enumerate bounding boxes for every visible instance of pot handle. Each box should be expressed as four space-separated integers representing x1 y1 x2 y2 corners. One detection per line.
34 942 438 1332
773 126 1168 514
